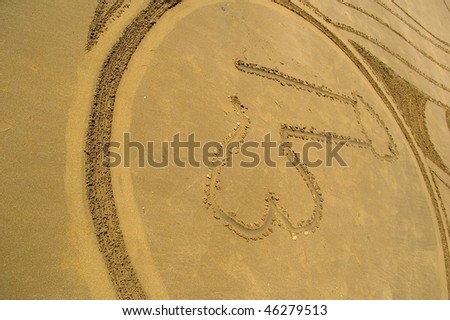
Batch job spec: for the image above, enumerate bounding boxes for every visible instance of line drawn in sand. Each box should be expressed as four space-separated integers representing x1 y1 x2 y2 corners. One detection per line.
390 0 450 48
374 0 450 53
294 0 450 93
335 0 450 69
86 0 131 51
204 60 399 241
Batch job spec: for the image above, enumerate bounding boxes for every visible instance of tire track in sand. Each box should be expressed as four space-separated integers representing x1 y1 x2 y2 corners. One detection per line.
86 0 131 51
85 0 182 300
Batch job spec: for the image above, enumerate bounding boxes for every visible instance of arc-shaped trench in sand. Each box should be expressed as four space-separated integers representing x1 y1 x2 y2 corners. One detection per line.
84 0 450 298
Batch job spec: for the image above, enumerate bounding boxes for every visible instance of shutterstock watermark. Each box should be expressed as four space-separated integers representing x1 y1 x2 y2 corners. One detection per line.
102 132 349 169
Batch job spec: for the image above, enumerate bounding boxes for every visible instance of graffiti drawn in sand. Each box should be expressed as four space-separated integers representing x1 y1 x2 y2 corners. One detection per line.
204 62 399 241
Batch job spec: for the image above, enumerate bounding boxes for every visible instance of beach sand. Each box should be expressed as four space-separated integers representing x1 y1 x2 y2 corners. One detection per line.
1 0 449 299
